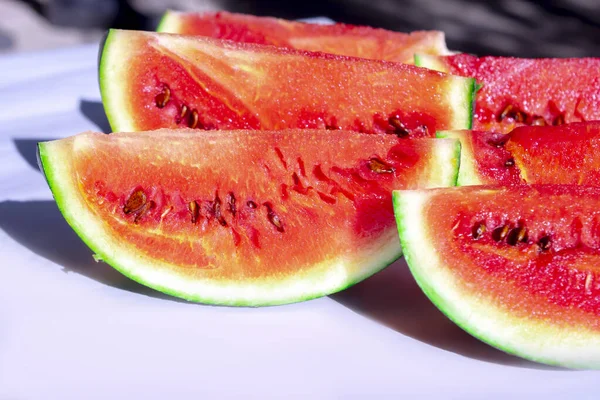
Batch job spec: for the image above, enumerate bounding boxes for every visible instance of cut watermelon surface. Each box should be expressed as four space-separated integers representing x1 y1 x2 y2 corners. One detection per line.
394 185 600 369
416 54 600 134
157 11 450 64
440 122 600 186
38 129 460 306
99 30 474 135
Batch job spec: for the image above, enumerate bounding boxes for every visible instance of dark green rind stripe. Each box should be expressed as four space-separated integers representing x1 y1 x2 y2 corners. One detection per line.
465 77 475 130
156 10 173 32
450 139 461 187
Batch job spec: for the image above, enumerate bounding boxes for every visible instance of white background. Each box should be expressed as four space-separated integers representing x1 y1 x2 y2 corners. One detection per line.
0 41 598 399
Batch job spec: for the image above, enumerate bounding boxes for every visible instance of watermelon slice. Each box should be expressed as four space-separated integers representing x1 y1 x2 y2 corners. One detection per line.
393 185 600 369
38 129 460 306
157 11 450 64
99 30 474 135
415 53 600 134
440 122 600 186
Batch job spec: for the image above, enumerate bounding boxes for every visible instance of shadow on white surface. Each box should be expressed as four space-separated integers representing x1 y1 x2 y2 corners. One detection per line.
0 198 568 370
79 99 111 133
330 259 564 370
13 138 45 172
0 200 187 303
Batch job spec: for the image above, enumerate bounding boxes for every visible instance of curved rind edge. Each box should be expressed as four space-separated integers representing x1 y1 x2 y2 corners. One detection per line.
156 10 179 33
39 134 472 307
435 32 452 56
436 130 481 186
392 188 600 370
98 29 118 133
39 134 456 306
98 29 136 133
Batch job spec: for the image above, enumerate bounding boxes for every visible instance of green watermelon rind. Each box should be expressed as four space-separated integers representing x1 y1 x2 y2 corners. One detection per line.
156 10 179 33
98 30 131 133
449 76 475 131
393 188 600 369
436 130 481 185
37 134 461 307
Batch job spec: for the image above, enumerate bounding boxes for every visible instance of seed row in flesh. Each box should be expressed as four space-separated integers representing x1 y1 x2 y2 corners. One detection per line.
153 83 431 136
154 84 207 130
483 136 528 169
471 220 551 250
495 102 567 127
116 145 399 246
123 189 283 237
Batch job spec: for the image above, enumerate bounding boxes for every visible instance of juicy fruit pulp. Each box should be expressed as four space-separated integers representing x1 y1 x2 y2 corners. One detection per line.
157 11 449 64
100 29 474 134
440 122 600 186
507 122 600 185
39 129 460 306
415 53 600 134
394 185 600 369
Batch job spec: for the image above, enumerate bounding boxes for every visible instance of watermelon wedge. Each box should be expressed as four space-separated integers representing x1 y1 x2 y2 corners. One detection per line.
415 53 600 134
394 185 600 369
440 122 600 186
157 11 450 64
99 30 474 135
38 129 460 306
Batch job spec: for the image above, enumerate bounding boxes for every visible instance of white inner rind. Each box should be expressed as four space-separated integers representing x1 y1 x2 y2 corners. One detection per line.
447 77 475 131
414 53 448 72
393 188 600 369
40 133 459 306
99 31 138 132
433 33 452 57
427 138 460 187
436 130 481 186
156 10 182 33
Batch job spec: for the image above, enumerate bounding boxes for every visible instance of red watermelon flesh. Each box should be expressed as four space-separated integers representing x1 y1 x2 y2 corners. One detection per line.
394 184 600 368
415 53 600 134
99 30 474 135
38 129 460 306
508 122 600 184
439 122 600 186
157 11 449 64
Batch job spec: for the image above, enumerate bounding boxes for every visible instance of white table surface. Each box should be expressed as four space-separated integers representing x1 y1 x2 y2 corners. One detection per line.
0 38 598 399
